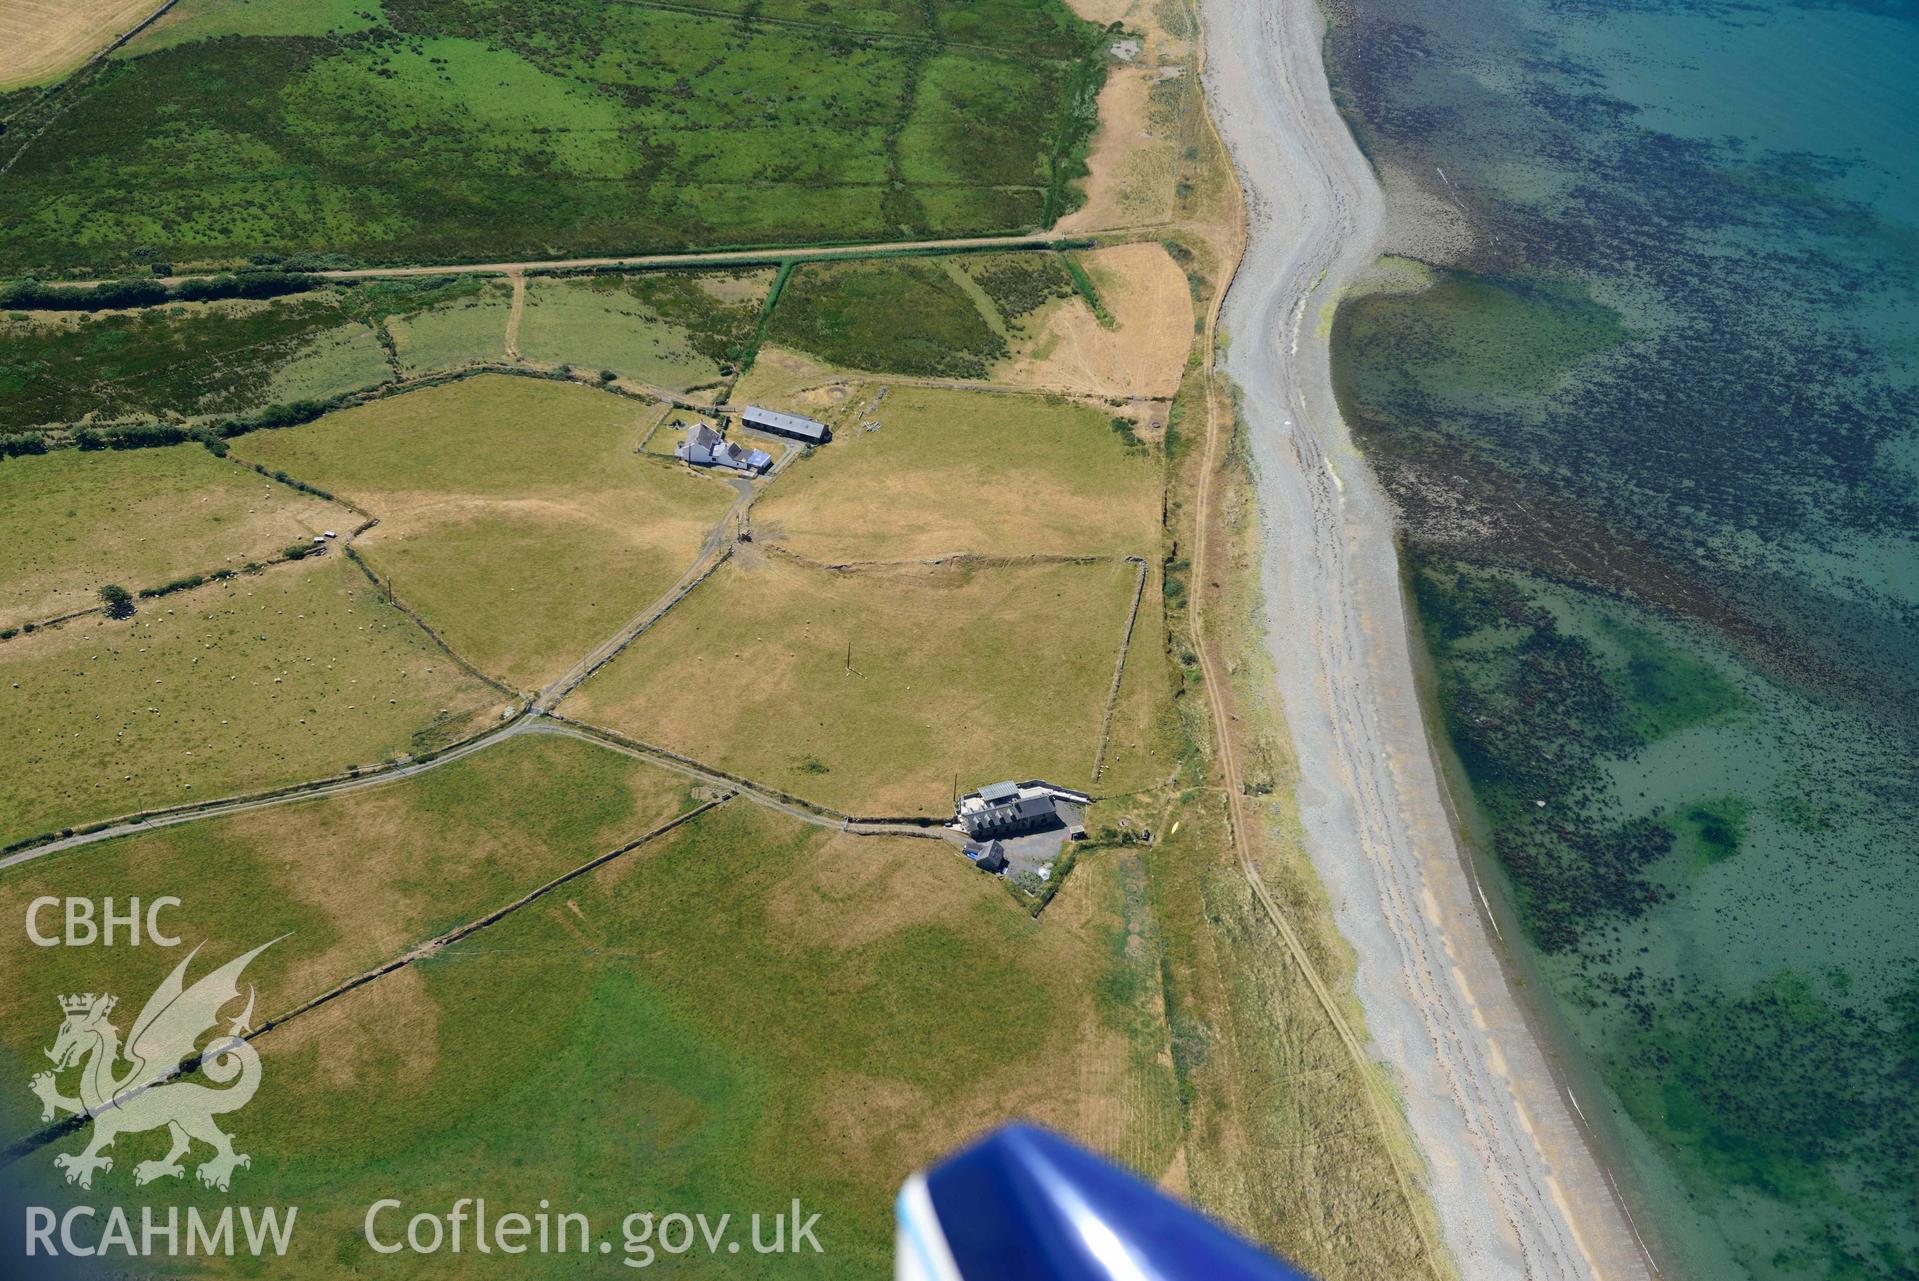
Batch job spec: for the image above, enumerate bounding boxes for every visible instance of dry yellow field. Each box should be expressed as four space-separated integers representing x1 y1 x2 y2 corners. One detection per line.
237 375 738 692
1056 0 1199 236
0 443 348 630
1061 67 1175 231
728 344 865 412
1000 244 1196 398
0 554 499 847
0 0 162 90
751 385 1161 562
563 554 1144 814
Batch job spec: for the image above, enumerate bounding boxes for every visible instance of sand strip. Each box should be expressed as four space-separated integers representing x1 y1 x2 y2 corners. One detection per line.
1199 1 1654 1277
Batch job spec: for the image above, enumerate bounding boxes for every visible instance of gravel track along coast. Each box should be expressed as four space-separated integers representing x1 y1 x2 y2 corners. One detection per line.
1198 1 1655 1277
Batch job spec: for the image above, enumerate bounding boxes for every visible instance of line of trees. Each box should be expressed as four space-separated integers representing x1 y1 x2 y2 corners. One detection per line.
1 272 323 312
3 397 339 463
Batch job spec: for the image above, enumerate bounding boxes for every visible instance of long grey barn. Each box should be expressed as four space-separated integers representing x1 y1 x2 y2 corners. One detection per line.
742 405 830 444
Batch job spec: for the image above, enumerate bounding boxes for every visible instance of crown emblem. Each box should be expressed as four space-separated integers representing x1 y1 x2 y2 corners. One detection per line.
59 993 113 1015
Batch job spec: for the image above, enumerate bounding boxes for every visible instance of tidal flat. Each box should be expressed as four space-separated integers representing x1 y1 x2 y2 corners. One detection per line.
1326 0 1919 1274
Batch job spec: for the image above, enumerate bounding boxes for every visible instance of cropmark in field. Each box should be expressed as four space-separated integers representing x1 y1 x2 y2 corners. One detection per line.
236 375 739 692
563 554 1143 815
0 800 1181 1276
0 731 700 1098
0 553 498 849
752 384 1160 562
0 442 349 630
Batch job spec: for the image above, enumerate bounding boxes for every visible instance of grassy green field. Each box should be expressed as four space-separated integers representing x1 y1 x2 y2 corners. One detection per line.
565 554 1142 814
0 294 379 431
237 375 738 691
761 252 1087 380
387 279 511 376
0 277 549 432
1 797 1182 1277
262 320 392 402
767 257 1011 379
0 442 348 629
0 553 499 847
518 270 770 391
753 385 1160 561
0 0 1102 275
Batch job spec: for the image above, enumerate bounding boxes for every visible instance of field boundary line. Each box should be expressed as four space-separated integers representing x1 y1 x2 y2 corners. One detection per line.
0 715 531 868
1 495 367 638
726 372 1174 411
3 393 748 860
2 535 354 638
757 544 1137 573
0 604 93 637
222 439 524 699
633 401 678 454
254 798 729 1026
341 545 518 699
225 396 743 707
222 441 513 698
1091 555 1151 782
226 451 379 522
736 259 797 379
532 716 853 825
531 717 957 838
359 362 724 417
0 447 382 637
0 796 726 1166
7 357 723 443
543 424 801 712
538 529 741 711
48 235 1100 293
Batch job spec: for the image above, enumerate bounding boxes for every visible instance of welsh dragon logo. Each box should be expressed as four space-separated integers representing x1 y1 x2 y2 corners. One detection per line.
29 939 279 1191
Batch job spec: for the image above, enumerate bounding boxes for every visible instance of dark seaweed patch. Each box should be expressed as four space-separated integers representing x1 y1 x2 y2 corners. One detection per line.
1679 799 1748 865
1327 0 1919 1268
1622 971 1919 1222
1414 558 1679 952
1325 0 1919 758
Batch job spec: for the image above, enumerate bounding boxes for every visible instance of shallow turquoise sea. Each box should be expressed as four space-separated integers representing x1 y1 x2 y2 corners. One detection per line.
1322 0 1919 1276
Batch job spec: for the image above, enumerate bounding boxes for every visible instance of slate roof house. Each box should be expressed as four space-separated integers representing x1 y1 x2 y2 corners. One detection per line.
742 405 830 444
956 780 1092 839
966 840 1010 874
674 422 771 474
